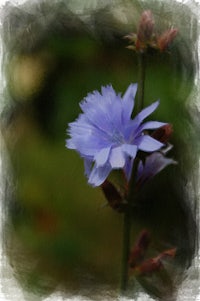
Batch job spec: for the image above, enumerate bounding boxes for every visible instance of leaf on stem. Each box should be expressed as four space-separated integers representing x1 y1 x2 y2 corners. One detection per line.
101 179 127 213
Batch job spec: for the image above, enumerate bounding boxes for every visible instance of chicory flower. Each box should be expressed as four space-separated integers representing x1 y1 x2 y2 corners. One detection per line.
66 84 166 186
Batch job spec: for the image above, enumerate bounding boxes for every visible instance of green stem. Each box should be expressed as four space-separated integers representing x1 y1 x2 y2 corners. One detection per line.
120 51 146 295
136 53 146 113
120 208 131 294
120 159 139 295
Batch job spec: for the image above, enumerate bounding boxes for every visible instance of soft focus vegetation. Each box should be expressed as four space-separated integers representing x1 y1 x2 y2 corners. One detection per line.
1 0 199 299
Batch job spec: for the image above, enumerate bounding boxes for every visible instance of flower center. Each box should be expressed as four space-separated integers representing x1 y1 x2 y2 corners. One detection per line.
110 130 125 144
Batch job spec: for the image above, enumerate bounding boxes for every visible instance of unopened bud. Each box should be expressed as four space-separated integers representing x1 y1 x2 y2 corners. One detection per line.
157 28 178 51
132 248 176 276
134 257 163 275
137 10 155 43
129 230 151 268
151 124 173 143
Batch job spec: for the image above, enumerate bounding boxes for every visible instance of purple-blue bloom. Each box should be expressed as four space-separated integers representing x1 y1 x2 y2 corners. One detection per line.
66 83 166 186
137 149 177 187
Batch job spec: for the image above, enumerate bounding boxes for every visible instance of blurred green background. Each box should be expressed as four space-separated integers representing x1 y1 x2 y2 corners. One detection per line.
1 0 199 300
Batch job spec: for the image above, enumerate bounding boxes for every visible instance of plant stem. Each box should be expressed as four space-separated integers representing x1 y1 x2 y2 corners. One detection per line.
120 159 139 295
120 208 131 294
136 52 146 113
120 51 146 295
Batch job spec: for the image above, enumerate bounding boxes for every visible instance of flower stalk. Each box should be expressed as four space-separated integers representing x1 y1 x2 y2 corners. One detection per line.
66 12 177 293
120 208 131 294
136 53 146 113
120 49 146 295
120 157 140 294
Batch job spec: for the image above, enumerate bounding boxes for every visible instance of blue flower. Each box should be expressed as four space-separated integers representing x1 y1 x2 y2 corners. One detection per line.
66 83 166 186
137 147 177 187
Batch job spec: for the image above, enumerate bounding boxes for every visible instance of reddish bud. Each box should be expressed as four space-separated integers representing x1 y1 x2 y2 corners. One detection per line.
132 248 176 276
124 10 178 53
134 257 163 276
151 124 173 143
129 230 151 268
157 248 177 260
157 28 178 51
124 10 155 52
137 10 155 43
137 230 151 249
101 180 126 213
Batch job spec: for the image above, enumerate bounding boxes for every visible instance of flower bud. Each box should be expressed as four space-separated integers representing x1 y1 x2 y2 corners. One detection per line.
129 230 151 268
137 10 155 43
132 248 176 276
157 28 178 51
134 257 163 276
124 10 178 53
151 124 173 143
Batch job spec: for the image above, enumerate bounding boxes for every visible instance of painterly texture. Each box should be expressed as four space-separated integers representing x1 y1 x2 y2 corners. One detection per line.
0 1 199 300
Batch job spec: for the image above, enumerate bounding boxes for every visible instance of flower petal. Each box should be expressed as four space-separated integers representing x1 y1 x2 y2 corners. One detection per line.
67 115 111 156
137 135 164 152
133 100 159 123
145 153 177 177
66 138 75 149
88 163 112 186
109 146 126 168
137 152 177 185
121 144 137 180
122 83 137 121
122 144 137 158
123 157 134 180
94 147 111 167
101 85 117 101
81 86 123 134
139 121 167 131
84 159 93 178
